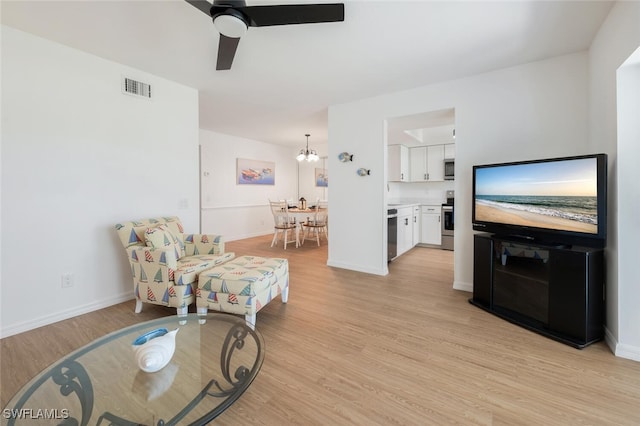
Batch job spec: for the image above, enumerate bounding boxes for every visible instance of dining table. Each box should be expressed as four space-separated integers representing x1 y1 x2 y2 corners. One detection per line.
286 207 328 241
286 207 316 226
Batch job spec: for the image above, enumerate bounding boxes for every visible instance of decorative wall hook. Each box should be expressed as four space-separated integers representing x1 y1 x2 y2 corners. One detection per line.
357 168 371 176
338 152 354 162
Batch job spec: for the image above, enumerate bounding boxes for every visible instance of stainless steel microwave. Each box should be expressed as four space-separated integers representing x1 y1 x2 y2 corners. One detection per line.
444 159 455 180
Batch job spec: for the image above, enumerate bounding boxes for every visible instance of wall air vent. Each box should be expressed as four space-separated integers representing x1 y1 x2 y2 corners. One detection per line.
121 77 151 99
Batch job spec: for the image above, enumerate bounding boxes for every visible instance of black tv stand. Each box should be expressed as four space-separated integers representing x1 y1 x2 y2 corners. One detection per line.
470 233 604 348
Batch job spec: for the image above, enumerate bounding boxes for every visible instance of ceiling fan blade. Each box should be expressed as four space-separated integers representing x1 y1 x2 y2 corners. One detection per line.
237 3 344 27
185 0 213 16
217 34 241 70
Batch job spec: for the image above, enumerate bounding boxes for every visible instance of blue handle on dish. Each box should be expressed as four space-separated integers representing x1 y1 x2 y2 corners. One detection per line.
133 328 168 346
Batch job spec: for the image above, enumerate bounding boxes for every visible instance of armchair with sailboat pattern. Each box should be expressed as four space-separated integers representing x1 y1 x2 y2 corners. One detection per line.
115 217 235 316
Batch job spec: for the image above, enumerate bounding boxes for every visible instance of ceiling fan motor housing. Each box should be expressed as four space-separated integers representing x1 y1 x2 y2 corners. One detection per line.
186 0 344 70
212 9 249 38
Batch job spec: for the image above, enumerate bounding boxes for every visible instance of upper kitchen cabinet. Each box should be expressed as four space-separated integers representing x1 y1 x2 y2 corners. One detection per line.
409 144 452 182
427 145 445 181
388 144 409 182
409 146 427 181
444 144 455 159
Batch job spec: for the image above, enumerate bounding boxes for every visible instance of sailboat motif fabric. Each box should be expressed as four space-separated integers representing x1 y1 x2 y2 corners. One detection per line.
115 216 233 310
197 256 289 317
144 224 185 258
139 266 148 283
183 234 225 256
174 253 235 285
147 286 156 302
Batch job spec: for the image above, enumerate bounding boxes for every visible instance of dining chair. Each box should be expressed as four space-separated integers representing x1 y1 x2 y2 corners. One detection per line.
302 200 328 246
269 200 299 249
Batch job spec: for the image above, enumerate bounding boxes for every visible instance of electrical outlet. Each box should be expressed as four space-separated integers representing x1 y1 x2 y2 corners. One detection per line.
61 273 74 288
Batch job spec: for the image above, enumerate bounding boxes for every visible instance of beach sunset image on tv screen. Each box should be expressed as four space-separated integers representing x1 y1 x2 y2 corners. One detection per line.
474 157 598 234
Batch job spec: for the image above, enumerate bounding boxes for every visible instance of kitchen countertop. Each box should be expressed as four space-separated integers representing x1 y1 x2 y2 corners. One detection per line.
387 203 420 209
387 199 444 209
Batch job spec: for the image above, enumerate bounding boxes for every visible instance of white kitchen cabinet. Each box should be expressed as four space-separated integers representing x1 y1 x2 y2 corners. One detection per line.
409 146 427 182
421 205 442 246
397 207 413 256
388 144 409 182
426 145 445 181
412 206 421 246
409 145 445 182
444 143 455 159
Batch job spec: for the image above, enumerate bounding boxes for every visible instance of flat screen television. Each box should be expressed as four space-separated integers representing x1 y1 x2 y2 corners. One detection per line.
472 153 607 248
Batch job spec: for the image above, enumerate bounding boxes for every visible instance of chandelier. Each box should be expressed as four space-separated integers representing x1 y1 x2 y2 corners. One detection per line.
296 133 319 162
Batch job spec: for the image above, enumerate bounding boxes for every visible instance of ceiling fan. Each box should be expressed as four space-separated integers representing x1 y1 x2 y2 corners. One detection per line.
186 1 345 70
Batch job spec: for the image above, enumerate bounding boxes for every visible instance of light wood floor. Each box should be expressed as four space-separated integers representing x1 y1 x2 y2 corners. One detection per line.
2 235 640 424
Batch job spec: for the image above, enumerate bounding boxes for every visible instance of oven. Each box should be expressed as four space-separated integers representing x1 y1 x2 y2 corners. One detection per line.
441 190 454 250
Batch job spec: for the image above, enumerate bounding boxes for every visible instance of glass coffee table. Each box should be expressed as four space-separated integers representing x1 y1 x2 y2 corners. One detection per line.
2 313 264 425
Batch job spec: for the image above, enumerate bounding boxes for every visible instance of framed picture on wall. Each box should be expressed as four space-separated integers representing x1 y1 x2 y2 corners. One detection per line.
237 158 275 185
315 168 328 187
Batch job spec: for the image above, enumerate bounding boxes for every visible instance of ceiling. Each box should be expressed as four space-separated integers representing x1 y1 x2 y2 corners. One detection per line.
387 108 455 147
1 0 613 147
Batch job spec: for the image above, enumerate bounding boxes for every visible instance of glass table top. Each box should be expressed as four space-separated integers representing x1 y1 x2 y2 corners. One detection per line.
2 313 264 425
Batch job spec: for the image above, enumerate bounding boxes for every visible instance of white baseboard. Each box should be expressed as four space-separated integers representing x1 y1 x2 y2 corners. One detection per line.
604 326 640 362
615 343 640 362
453 280 473 292
604 326 617 354
226 231 272 242
0 291 134 339
326 259 388 276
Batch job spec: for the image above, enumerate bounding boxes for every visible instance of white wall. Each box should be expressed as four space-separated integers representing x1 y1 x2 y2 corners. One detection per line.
199 129 301 241
328 100 389 274
297 153 329 205
387 181 454 203
0 27 200 337
329 52 590 285
617 58 640 361
589 0 640 360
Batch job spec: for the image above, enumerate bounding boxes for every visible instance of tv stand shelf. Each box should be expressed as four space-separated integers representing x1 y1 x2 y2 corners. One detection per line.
494 260 549 284
470 233 604 348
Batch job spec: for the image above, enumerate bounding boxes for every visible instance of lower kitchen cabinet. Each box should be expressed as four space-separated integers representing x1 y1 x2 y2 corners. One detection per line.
421 205 442 246
397 207 413 256
412 206 421 246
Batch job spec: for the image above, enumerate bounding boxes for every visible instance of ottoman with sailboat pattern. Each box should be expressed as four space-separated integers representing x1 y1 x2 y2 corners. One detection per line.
196 256 289 326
